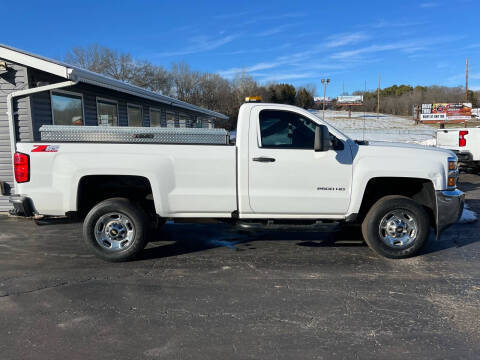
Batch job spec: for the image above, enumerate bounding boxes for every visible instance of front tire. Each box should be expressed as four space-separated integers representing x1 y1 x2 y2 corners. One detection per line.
361 195 430 259
83 198 150 262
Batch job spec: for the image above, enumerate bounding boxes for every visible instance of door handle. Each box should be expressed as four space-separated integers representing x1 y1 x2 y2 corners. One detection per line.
252 157 276 163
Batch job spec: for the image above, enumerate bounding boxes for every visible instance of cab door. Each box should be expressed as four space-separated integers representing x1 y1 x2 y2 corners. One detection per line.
248 107 353 216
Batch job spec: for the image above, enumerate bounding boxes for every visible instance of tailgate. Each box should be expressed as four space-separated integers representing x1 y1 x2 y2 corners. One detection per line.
436 129 460 150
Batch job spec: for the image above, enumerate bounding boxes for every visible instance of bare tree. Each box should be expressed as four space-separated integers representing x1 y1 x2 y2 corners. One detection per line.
65 44 173 95
130 61 173 96
171 62 203 102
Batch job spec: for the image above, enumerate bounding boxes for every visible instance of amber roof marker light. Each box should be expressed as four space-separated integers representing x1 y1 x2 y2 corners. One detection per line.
245 96 262 103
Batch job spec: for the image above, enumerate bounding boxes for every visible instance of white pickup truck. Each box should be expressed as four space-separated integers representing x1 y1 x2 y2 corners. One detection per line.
9 103 464 261
437 127 480 170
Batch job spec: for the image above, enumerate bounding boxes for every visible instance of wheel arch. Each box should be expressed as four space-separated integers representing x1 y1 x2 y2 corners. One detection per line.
75 175 156 217
355 177 436 227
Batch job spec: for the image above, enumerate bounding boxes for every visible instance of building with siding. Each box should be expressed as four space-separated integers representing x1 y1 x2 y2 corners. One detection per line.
0 44 228 212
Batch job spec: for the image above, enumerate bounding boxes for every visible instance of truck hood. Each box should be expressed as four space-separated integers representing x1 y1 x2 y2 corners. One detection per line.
351 140 454 191
365 141 455 157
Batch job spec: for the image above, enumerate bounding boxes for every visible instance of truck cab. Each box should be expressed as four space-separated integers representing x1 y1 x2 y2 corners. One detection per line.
236 103 352 218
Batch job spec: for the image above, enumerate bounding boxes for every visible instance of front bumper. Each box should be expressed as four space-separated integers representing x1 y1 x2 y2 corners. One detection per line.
436 189 464 239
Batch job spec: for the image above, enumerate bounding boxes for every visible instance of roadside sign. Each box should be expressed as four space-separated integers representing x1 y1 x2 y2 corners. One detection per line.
420 103 472 123
337 95 363 105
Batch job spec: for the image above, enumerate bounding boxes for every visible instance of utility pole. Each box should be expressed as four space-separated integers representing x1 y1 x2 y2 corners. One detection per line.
466 57 469 102
377 73 380 119
363 80 366 141
321 78 330 121
342 81 345 96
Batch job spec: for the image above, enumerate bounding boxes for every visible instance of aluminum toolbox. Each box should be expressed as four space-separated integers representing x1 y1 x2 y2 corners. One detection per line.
39 125 230 145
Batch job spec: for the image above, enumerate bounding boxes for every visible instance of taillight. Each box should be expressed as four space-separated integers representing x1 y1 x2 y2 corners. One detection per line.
459 130 468 147
13 152 30 183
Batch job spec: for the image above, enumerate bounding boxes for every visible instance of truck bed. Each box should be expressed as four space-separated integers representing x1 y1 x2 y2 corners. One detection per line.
15 141 237 217
436 128 480 161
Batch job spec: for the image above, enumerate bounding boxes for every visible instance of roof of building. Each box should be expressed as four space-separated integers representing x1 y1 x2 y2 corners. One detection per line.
0 44 228 120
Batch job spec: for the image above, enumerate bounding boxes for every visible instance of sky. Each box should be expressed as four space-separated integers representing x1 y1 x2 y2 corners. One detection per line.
2 0 479 97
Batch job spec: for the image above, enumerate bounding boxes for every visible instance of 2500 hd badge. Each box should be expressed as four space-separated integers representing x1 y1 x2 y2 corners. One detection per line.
317 186 346 191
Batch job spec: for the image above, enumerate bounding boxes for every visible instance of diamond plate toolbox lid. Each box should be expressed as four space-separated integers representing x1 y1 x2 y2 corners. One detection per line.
39 125 230 145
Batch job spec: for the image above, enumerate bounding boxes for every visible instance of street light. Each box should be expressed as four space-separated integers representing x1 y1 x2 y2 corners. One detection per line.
321 78 330 121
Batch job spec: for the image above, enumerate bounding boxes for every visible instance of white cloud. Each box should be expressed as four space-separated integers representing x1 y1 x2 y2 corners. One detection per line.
372 19 427 29
157 34 240 57
259 72 315 82
330 36 461 60
326 32 369 48
330 43 410 59
217 43 292 56
218 61 283 78
256 24 292 37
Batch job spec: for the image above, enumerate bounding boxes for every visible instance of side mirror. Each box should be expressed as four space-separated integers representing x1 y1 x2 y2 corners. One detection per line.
314 125 331 152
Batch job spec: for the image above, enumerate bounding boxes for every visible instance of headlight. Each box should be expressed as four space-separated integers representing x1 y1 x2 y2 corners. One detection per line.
448 160 457 171
447 157 458 189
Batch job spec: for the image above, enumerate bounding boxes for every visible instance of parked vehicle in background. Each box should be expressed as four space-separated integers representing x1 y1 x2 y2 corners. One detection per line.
9 102 464 261
472 108 479 120
436 128 480 170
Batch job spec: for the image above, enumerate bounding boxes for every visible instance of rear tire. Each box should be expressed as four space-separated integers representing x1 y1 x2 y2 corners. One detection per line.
361 195 430 259
83 197 150 262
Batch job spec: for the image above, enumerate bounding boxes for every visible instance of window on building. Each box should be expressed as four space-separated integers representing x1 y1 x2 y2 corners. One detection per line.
97 99 118 126
199 117 212 128
128 104 142 127
179 113 192 128
166 112 175 128
150 108 162 127
259 110 317 149
198 117 206 128
51 91 83 126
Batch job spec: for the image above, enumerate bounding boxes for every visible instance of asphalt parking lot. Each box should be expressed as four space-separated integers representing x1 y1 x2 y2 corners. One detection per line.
1 174 479 360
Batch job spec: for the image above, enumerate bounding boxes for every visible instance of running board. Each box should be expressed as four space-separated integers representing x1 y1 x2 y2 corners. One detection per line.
234 220 342 232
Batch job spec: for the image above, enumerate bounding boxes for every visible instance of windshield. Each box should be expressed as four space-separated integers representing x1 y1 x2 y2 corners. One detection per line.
310 111 351 140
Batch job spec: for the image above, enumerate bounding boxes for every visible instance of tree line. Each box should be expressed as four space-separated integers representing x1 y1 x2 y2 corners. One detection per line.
65 44 315 129
351 84 479 116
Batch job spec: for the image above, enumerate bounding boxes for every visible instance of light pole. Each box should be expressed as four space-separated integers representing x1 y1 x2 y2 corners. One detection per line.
321 78 330 121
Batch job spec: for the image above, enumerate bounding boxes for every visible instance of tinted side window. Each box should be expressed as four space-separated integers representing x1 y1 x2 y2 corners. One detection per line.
259 110 317 149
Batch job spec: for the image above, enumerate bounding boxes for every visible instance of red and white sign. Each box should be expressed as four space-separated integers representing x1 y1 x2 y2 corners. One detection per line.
421 103 472 122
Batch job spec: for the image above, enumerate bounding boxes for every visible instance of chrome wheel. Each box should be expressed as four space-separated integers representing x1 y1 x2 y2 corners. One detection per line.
378 209 418 249
94 212 136 252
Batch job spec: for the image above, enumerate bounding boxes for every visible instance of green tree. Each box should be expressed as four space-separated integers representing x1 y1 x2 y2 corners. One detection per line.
268 83 296 105
295 87 314 109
